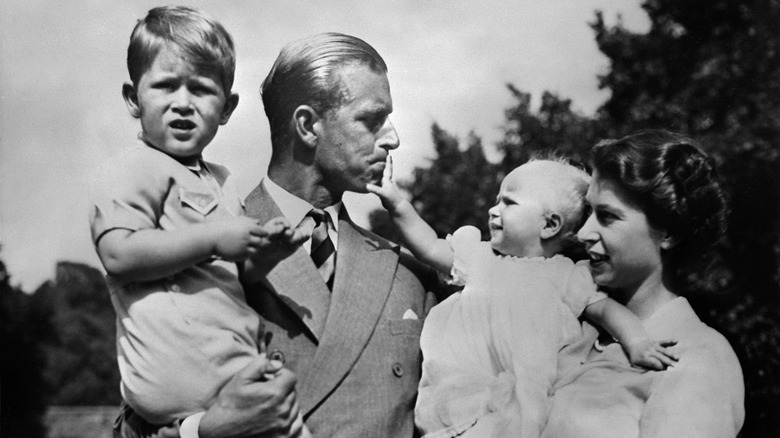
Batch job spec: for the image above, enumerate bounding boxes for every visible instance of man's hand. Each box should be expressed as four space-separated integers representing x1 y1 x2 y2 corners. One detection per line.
366 155 404 211
198 355 303 438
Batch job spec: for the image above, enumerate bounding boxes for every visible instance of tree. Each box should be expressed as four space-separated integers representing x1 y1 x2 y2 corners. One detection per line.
401 124 500 239
32 262 120 406
498 87 602 173
0 260 49 438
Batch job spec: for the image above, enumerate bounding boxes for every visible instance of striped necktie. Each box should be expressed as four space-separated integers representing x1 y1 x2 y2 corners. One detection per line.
308 209 335 289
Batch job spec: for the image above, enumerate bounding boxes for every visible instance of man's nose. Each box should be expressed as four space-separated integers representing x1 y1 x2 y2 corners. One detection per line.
379 119 400 151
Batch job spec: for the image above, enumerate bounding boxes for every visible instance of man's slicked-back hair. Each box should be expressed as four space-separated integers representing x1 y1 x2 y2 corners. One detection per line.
126 6 236 93
260 32 388 147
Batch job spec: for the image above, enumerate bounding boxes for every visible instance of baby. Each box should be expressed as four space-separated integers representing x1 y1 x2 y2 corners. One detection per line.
368 156 678 438
89 6 308 436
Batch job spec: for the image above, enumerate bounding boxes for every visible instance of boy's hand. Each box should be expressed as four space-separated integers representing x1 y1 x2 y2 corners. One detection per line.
212 217 269 261
626 338 679 370
366 155 404 211
254 217 309 249
244 217 310 276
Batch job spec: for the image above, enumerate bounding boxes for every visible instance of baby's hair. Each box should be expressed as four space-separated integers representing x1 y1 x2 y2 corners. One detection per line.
527 152 591 252
591 129 727 260
126 6 236 93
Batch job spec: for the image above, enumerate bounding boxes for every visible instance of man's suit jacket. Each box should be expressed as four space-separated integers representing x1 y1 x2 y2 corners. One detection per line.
242 183 442 438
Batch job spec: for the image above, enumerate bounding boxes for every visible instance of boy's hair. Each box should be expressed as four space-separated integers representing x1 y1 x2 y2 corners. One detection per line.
127 6 236 93
528 153 591 251
260 32 387 149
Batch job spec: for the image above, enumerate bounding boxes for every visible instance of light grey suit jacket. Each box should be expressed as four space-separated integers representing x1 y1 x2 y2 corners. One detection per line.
242 182 442 438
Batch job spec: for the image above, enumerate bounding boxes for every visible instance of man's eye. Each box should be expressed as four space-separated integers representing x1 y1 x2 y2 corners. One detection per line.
363 115 384 131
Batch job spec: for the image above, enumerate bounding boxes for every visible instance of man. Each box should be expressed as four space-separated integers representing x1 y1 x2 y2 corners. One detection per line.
116 32 442 438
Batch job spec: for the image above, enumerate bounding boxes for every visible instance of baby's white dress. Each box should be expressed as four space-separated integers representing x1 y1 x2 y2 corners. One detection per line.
415 226 605 438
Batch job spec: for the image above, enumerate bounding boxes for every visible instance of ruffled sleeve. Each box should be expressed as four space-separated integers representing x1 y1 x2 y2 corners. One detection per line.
446 225 491 287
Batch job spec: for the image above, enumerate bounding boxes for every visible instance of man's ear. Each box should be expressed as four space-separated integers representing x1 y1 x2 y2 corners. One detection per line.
660 233 680 250
293 105 319 149
219 93 240 125
122 83 141 118
540 213 563 239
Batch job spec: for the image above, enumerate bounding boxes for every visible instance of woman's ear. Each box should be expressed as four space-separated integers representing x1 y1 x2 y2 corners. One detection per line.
122 83 141 118
660 233 680 250
219 93 240 125
293 105 319 149
540 213 563 239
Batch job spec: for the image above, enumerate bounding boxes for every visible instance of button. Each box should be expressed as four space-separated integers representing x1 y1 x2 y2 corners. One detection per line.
392 362 404 378
269 349 286 365
171 284 181 292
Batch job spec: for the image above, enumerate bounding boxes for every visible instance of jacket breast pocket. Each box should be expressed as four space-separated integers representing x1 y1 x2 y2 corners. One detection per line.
179 188 218 216
389 318 423 336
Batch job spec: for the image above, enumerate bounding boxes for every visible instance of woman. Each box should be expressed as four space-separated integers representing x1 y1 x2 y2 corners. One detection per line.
541 130 744 437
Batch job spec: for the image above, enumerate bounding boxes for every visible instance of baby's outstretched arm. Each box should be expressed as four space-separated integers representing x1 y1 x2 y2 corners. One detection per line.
584 298 679 370
366 155 453 274
96 216 270 283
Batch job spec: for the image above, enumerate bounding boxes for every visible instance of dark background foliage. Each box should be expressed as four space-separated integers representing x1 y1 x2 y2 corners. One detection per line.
1 0 778 436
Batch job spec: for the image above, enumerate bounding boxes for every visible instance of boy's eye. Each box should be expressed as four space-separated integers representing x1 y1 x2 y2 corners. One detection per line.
189 83 217 96
153 81 176 91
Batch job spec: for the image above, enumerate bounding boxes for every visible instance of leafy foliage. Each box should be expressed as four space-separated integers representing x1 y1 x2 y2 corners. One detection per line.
1 261 49 437
401 124 500 240
31 262 120 406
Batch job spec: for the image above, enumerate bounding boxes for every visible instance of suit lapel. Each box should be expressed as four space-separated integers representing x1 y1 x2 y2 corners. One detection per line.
243 183 331 341
298 211 400 415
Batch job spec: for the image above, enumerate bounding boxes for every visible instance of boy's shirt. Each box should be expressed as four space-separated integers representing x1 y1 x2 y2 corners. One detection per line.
89 143 260 424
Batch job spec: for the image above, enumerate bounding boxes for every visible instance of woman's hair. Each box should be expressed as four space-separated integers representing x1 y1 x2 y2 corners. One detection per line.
260 32 387 147
590 129 727 266
126 6 236 93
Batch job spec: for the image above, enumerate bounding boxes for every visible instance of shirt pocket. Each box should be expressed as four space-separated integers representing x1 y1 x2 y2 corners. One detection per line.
389 318 424 336
179 188 218 216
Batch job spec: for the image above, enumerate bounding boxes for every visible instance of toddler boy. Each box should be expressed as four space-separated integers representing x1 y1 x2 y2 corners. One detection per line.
89 7 307 436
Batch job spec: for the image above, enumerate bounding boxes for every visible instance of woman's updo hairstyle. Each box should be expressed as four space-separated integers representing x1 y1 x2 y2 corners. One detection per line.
590 130 727 263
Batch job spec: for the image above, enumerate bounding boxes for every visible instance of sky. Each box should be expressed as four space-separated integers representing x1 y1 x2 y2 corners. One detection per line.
0 0 649 291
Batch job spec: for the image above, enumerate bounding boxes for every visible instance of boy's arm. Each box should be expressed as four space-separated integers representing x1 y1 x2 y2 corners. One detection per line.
584 298 679 370
366 156 453 274
96 217 266 283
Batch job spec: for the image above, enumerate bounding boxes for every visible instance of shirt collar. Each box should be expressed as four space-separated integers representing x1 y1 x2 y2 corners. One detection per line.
262 177 341 232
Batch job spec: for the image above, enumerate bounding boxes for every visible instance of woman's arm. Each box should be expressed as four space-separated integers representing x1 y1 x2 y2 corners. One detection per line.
584 298 678 370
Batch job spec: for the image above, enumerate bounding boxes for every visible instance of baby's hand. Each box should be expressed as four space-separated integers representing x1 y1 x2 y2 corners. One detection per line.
366 155 404 211
626 338 679 370
212 216 268 261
